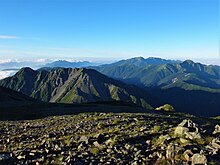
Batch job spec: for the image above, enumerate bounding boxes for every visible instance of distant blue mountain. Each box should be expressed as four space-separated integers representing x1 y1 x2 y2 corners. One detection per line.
44 60 98 68
0 61 42 70
98 57 180 68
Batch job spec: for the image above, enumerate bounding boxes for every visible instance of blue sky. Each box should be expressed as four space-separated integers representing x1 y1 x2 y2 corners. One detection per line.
0 0 219 63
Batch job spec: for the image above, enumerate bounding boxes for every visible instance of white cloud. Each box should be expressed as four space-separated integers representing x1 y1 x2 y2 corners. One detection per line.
0 70 17 80
0 59 13 64
35 58 48 63
0 35 20 39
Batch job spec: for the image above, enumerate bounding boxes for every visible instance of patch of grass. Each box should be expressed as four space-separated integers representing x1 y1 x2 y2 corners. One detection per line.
204 136 213 144
151 125 161 133
62 135 72 146
195 138 205 145
108 126 120 134
90 147 100 155
112 119 121 125
97 122 106 129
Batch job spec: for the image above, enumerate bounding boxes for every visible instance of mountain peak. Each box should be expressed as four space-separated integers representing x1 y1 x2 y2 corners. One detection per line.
147 57 163 60
118 57 180 66
20 67 35 72
44 60 93 68
17 67 36 76
131 57 145 61
183 60 194 65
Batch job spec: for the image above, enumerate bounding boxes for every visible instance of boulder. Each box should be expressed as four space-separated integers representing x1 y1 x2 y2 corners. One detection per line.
206 138 220 155
174 119 201 140
155 104 175 112
213 125 220 134
191 153 207 165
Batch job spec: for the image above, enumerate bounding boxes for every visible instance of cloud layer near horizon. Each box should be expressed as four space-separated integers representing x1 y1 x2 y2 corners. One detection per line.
0 35 19 39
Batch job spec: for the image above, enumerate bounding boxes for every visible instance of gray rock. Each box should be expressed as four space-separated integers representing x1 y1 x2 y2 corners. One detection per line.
17 155 26 160
79 136 89 144
191 153 207 165
166 143 175 159
206 138 220 155
157 134 171 146
77 143 87 151
124 144 131 150
183 149 193 162
106 149 112 153
134 150 142 157
93 141 102 148
213 125 220 134
174 119 201 140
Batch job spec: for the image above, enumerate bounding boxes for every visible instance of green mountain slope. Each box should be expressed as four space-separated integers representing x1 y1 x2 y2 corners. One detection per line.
90 57 220 116
0 67 154 109
91 58 220 92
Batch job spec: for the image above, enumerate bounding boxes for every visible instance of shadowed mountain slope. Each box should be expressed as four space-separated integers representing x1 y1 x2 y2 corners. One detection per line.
0 67 155 109
0 86 36 107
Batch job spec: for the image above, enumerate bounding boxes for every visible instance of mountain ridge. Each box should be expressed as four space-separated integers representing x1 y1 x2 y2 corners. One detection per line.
91 57 220 92
44 60 97 68
0 67 155 110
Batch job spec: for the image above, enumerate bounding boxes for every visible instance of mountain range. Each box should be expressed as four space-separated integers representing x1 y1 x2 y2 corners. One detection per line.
0 60 98 80
0 57 219 117
0 67 153 109
91 57 220 92
43 60 97 68
88 57 220 116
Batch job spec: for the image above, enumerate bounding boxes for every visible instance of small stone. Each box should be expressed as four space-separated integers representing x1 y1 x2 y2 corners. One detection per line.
93 141 101 148
146 140 151 145
106 149 112 153
166 143 175 159
29 152 35 156
79 136 89 144
17 155 26 160
135 150 142 157
124 144 131 150
78 143 86 151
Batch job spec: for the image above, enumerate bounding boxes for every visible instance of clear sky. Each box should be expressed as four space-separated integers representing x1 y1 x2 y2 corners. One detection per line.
0 0 219 63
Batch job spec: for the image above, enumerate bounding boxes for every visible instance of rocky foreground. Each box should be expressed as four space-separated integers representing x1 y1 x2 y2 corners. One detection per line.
0 112 220 164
